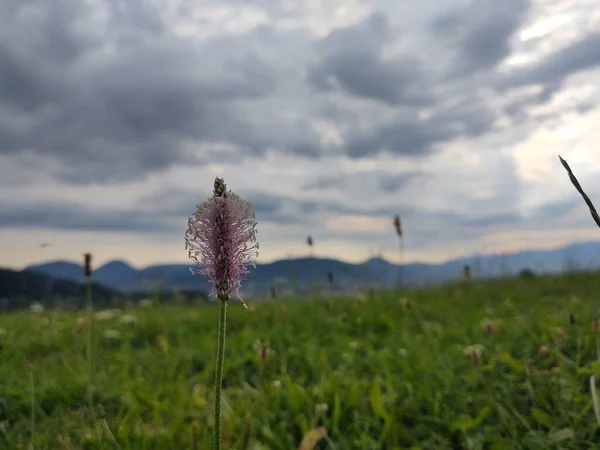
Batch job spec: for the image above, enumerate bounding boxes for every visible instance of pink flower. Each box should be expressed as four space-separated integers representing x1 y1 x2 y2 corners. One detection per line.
185 178 259 306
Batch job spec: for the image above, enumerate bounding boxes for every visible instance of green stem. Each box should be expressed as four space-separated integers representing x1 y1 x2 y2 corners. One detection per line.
86 278 103 448
86 279 93 391
29 371 35 450
214 296 228 450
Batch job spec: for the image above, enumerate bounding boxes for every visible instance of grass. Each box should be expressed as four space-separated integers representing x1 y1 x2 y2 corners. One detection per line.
3 271 600 448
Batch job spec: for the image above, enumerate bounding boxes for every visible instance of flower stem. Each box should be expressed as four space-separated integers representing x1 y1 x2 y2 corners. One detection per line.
86 277 104 448
214 296 228 450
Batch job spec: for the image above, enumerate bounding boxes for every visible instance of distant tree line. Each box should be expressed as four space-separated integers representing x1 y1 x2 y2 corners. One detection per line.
0 268 208 311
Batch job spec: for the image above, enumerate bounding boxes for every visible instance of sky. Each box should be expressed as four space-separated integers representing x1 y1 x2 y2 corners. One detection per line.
1 0 600 270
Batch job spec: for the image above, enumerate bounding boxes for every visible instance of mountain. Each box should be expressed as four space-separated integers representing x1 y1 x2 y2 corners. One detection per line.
21 240 600 296
0 268 119 309
25 260 86 284
95 260 140 291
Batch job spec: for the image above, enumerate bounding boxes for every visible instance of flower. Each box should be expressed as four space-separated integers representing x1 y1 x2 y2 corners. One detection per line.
94 310 117 321
139 298 154 308
30 302 44 313
119 314 138 325
315 403 329 414
463 344 485 362
185 177 259 306
103 329 121 340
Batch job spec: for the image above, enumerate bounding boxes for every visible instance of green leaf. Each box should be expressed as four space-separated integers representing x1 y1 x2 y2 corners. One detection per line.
332 392 341 429
498 351 522 373
531 408 553 429
548 428 574 443
287 381 306 414
451 408 489 433
369 377 390 421
591 361 600 378
473 406 491 427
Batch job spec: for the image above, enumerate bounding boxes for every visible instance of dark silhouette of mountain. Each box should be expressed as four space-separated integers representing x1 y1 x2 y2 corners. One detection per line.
21 240 600 296
95 260 140 290
25 260 86 283
0 268 119 310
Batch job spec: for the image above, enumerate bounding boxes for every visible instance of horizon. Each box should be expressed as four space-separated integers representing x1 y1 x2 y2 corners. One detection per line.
8 237 600 272
1 1 600 270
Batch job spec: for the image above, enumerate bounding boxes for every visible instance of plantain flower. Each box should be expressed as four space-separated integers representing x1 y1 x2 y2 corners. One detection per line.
185 177 259 306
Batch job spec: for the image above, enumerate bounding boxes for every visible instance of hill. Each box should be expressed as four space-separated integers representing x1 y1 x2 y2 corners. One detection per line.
0 268 120 310
21 240 600 296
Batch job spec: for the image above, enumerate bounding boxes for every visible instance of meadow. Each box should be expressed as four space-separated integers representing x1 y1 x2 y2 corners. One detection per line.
3 271 600 449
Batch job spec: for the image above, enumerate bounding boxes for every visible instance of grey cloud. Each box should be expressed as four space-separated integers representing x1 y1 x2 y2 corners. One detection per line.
432 0 532 73
2 0 597 199
139 187 320 226
343 114 463 159
0 45 62 113
0 2 291 185
532 198 586 224
0 177 578 238
501 32 600 90
304 171 426 194
308 13 432 106
305 11 503 160
0 200 175 233
302 176 346 191
378 172 425 193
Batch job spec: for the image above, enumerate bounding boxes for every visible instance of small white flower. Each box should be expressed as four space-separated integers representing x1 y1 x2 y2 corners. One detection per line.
479 318 492 328
30 302 44 313
463 344 485 356
94 310 116 321
139 299 154 308
399 297 410 307
103 329 121 340
315 403 329 414
119 314 138 325
272 380 282 389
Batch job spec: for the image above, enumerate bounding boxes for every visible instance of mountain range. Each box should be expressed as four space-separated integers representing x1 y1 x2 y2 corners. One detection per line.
21 240 600 297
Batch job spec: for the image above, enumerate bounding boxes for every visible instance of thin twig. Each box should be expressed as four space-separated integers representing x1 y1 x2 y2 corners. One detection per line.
558 155 600 228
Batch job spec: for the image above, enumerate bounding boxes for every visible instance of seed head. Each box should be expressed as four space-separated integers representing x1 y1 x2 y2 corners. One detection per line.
84 253 92 277
393 214 402 237
185 177 259 306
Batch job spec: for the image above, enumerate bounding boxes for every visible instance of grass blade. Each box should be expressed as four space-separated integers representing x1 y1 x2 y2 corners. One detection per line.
558 155 600 228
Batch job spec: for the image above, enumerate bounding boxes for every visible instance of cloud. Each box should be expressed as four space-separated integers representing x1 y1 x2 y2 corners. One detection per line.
378 172 426 193
0 200 174 232
500 32 600 91
308 13 431 106
432 0 532 73
2 0 600 269
0 1 304 184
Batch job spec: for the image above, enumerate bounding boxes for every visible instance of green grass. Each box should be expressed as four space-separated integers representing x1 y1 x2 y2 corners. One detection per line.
3 271 600 449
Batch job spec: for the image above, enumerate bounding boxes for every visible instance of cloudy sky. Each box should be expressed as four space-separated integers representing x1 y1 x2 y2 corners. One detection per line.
1 0 600 269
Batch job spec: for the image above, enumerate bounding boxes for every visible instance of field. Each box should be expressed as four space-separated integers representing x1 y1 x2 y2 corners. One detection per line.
3 272 600 449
